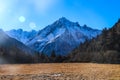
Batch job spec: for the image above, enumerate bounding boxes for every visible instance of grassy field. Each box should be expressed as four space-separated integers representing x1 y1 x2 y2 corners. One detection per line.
0 63 120 80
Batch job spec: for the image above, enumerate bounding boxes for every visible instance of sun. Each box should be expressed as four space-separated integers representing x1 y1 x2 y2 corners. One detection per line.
19 16 26 23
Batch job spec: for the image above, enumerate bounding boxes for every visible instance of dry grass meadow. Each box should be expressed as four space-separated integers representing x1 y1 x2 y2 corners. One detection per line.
0 63 119 80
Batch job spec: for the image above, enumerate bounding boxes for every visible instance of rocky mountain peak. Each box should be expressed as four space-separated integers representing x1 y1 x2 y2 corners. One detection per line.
58 17 72 24
52 17 80 28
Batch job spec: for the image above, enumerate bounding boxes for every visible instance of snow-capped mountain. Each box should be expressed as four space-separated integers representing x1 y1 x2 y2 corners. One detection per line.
6 29 38 44
27 17 101 56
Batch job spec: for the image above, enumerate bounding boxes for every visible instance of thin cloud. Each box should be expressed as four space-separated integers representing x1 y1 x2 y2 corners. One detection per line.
0 0 9 20
29 0 59 13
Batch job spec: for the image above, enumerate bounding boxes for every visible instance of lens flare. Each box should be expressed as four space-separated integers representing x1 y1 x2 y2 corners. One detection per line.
29 22 36 29
19 16 26 23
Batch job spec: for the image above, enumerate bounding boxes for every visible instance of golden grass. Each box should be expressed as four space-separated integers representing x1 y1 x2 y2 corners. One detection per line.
0 63 120 80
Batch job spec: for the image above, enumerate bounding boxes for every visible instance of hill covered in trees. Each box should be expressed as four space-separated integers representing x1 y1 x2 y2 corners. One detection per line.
66 19 120 63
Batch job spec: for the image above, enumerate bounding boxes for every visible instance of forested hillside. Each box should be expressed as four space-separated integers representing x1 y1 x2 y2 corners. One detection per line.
66 19 120 63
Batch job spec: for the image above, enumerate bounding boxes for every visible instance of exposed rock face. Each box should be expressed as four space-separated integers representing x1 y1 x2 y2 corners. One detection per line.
27 17 101 56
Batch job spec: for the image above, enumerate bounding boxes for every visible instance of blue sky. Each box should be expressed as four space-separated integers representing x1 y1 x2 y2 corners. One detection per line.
0 0 120 31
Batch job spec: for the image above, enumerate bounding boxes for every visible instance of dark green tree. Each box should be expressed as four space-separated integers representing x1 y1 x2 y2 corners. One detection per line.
51 50 56 58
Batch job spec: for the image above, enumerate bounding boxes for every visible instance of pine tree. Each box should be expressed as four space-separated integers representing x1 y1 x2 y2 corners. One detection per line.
50 50 56 62
51 50 56 58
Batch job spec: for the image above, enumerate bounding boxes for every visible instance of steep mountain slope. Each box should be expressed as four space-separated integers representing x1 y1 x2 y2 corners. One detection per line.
27 17 101 56
67 19 120 63
0 29 37 64
6 29 38 44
